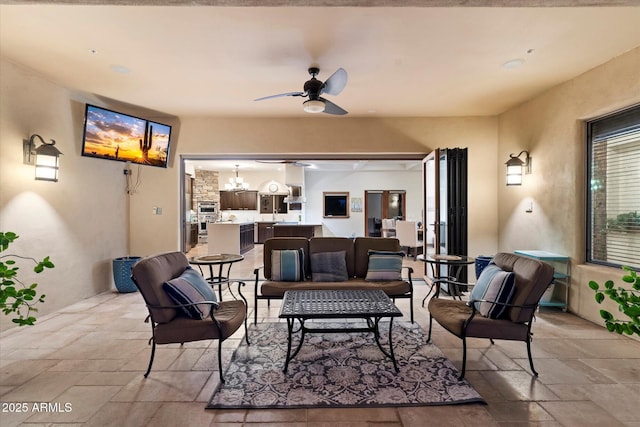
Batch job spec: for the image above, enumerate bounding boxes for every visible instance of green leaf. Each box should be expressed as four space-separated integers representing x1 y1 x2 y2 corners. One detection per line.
600 310 614 321
588 281 599 291
595 292 605 304
604 280 615 290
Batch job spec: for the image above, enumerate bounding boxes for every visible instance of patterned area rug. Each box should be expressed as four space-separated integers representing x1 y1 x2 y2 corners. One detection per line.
207 321 484 409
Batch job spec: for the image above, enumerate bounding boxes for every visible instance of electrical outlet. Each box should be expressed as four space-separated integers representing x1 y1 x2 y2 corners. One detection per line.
156 207 162 215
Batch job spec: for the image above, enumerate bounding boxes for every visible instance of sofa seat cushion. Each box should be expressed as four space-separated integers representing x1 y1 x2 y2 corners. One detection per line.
154 300 246 344
428 298 529 341
260 279 411 297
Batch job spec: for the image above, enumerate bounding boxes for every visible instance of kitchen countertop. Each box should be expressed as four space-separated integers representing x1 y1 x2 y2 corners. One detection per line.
273 223 321 226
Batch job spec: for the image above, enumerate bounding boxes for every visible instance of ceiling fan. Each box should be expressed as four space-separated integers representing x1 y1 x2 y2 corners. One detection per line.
254 67 348 115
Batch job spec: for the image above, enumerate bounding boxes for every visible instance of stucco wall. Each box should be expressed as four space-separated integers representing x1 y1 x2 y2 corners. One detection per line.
128 116 499 260
0 59 129 331
497 46 640 324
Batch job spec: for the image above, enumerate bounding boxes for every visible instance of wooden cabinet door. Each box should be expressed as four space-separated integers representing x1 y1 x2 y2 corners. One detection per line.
220 191 235 210
257 222 275 243
240 191 257 210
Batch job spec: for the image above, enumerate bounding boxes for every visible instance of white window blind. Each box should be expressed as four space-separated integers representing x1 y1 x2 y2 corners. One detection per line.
587 105 640 270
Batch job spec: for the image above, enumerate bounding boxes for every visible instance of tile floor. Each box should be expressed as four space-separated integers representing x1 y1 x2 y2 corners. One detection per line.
1 245 639 426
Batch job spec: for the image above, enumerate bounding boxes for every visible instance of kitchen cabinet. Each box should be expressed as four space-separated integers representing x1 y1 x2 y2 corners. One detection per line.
257 222 276 243
240 223 255 253
220 190 258 210
259 195 288 214
188 223 198 249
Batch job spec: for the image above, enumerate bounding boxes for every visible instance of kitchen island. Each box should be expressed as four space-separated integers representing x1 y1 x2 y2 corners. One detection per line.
256 222 323 243
207 222 255 254
273 223 322 239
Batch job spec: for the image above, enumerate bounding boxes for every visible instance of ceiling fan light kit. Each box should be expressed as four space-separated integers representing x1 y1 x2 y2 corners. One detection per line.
255 67 348 115
303 99 325 113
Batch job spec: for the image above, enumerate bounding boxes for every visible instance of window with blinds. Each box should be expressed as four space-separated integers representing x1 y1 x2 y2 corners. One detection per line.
587 104 640 270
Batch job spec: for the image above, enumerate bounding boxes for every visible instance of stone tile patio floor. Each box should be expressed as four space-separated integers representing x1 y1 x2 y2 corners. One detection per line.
1 246 639 426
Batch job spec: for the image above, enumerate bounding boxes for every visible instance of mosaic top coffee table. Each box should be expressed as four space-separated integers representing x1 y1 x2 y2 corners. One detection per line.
279 289 403 373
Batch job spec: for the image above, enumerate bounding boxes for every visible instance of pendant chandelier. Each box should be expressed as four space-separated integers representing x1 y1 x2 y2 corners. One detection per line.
225 164 249 191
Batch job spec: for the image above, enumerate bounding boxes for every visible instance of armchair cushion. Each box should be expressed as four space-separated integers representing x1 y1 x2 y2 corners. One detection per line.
164 267 218 319
365 250 404 281
271 249 305 282
478 270 516 319
311 250 349 282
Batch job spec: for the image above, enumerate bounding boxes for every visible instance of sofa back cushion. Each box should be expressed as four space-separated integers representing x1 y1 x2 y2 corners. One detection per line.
354 237 401 278
131 251 190 323
263 237 310 280
492 252 555 323
309 237 356 278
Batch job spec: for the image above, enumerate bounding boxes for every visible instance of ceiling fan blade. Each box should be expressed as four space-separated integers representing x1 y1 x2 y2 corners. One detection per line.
254 91 305 101
321 98 348 115
321 68 348 96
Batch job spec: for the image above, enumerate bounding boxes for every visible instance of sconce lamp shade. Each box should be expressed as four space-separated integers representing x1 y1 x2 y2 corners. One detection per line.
303 99 325 113
24 134 63 182
505 150 530 186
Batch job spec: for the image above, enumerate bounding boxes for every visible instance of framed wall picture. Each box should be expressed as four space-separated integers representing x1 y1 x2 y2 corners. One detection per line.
351 197 363 212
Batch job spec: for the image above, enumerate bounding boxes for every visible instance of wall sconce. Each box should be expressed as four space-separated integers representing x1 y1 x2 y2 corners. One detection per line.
505 150 531 186
23 134 63 182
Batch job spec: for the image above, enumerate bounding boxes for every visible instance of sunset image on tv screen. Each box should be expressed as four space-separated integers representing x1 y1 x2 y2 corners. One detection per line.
82 105 171 167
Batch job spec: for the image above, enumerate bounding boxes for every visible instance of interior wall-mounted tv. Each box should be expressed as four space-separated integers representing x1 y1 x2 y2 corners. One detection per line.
323 192 350 218
81 104 172 168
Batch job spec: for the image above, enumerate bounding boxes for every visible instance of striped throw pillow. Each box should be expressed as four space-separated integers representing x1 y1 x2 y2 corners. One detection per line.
163 268 217 319
271 249 305 282
478 270 515 319
365 250 404 281
469 264 502 311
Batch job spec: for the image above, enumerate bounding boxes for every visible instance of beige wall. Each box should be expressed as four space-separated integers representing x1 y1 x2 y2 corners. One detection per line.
0 59 129 331
128 116 499 260
497 46 640 324
4 45 638 332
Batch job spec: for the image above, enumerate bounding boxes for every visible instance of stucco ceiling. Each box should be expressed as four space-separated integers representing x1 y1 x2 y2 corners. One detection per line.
2 2 639 119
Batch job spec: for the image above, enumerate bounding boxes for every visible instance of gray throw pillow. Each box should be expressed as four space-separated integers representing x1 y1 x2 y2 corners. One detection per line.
310 251 349 282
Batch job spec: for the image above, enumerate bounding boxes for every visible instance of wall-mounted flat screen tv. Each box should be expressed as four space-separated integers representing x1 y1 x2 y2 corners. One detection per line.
81 104 172 168
323 192 350 218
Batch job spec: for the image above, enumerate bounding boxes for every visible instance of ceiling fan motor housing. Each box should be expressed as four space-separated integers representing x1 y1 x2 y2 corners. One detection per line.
304 77 324 100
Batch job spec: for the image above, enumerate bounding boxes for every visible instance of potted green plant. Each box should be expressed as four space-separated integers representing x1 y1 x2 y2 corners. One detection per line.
0 231 54 326
589 266 640 337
